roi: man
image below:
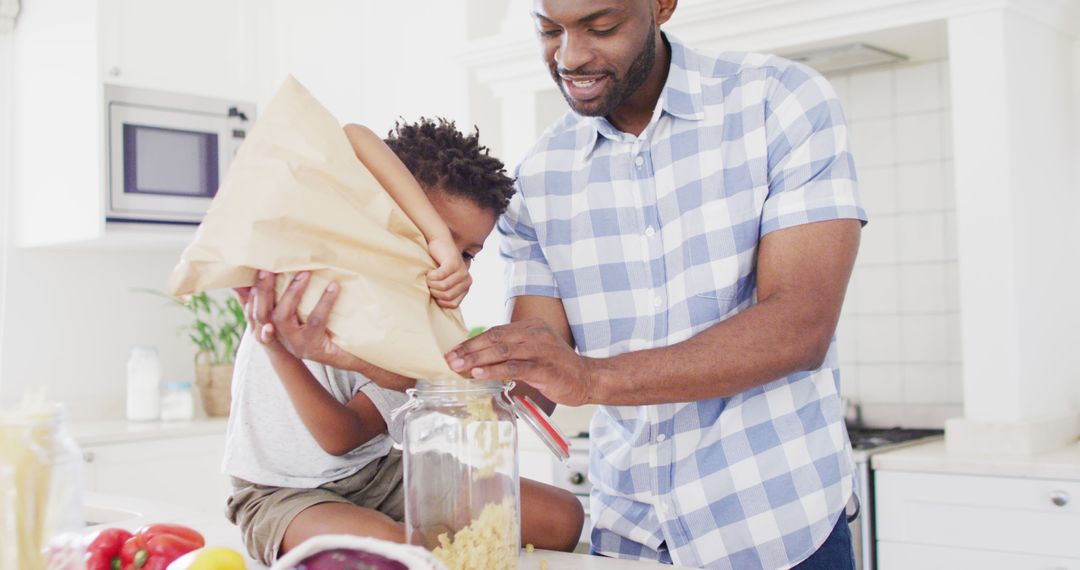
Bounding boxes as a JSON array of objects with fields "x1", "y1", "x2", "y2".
[{"x1": 445, "y1": 0, "x2": 866, "y2": 567}]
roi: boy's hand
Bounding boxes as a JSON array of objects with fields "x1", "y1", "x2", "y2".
[
  {"x1": 427, "y1": 237, "x2": 471, "y2": 309},
  {"x1": 247, "y1": 270, "x2": 348, "y2": 366}
]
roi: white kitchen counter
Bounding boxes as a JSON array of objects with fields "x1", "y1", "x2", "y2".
[
  {"x1": 872, "y1": 438, "x2": 1080, "y2": 480},
  {"x1": 69, "y1": 417, "x2": 227, "y2": 446}
]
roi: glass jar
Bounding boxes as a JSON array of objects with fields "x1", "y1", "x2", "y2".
[
  {"x1": 0, "y1": 403, "x2": 86, "y2": 570},
  {"x1": 126, "y1": 346, "x2": 161, "y2": 422},
  {"x1": 401, "y1": 380, "x2": 520, "y2": 570},
  {"x1": 160, "y1": 381, "x2": 196, "y2": 421}
]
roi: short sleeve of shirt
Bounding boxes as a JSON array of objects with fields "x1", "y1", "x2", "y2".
[
  {"x1": 760, "y1": 62, "x2": 867, "y2": 237},
  {"x1": 498, "y1": 183, "x2": 560, "y2": 299},
  {"x1": 354, "y1": 375, "x2": 409, "y2": 443}
]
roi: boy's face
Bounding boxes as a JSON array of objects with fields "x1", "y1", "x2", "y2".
[{"x1": 428, "y1": 190, "x2": 496, "y2": 268}]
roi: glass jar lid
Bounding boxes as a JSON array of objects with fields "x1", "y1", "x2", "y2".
[{"x1": 511, "y1": 394, "x2": 570, "y2": 463}]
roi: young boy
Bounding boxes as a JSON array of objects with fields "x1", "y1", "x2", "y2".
[{"x1": 223, "y1": 118, "x2": 585, "y2": 566}]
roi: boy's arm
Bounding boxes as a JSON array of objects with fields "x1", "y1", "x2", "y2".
[
  {"x1": 262, "y1": 343, "x2": 386, "y2": 456},
  {"x1": 342, "y1": 124, "x2": 468, "y2": 308}
]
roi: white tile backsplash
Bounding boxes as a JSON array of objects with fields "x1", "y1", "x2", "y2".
[
  {"x1": 943, "y1": 210, "x2": 958, "y2": 260},
  {"x1": 854, "y1": 315, "x2": 902, "y2": 363},
  {"x1": 850, "y1": 118, "x2": 895, "y2": 167},
  {"x1": 828, "y1": 58, "x2": 961, "y2": 422},
  {"x1": 854, "y1": 265, "x2": 900, "y2": 314},
  {"x1": 858, "y1": 364, "x2": 904, "y2": 403},
  {"x1": 894, "y1": 61, "x2": 942, "y2": 114},
  {"x1": 900, "y1": 314, "x2": 949, "y2": 362},
  {"x1": 901, "y1": 363, "x2": 954, "y2": 404},
  {"x1": 848, "y1": 68, "x2": 894, "y2": 120},
  {"x1": 898, "y1": 211, "x2": 946, "y2": 263},
  {"x1": 942, "y1": 160, "x2": 956, "y2": 210},
  {"x1": 857, "y1": 166, "x2": 897, "y2": 217},
  {"x1": 896, "y1": 161, "x2": 944, "y2": 213},
  {"x1": 898, "y1": 263, "x2": 948, "y2": 313},
  {"x1": 945, "y1": 314, "x2": 963, "y2": 363},
  {"x1": 896, "y1": 112, "x2": 943, "y2": 163},
  {"x1": 859, "y1": 215, "x2": 899, "y2": 265}
]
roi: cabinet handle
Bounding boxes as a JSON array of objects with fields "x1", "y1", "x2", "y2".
[
  {"x1": 569, "y1": 472, "x2": 585, "y2": 485},
  {"x1": 83, "y1": 451, "x2": 95, "y2": 463},
  {"x1": 1050, "y1": 490, "x2": 1069, "y2": 507},
  {"x1": 108, "y1": 66, "x2": 121, "y2": 77}
]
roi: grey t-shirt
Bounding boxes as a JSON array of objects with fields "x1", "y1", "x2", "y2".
[{"x1": 222, "y1": 330, "x2": 410, "y2": 488}]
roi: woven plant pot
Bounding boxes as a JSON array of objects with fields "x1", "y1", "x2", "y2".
[{"x1": 195, "y1": 351, "x2": 234, "y2": 417}]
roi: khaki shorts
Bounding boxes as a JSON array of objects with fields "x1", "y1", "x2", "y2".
[{"x1": 225, "y1": 449, "x2": 404, "y2": 565}]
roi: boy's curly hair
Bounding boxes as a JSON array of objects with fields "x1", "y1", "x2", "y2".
[{"x1": 384, "y1": 117, "x2": 515, "y2": 215}]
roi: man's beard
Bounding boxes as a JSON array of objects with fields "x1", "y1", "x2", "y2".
[{"x1": 552, "y1": 28, "x2": 657, "y2": 118}]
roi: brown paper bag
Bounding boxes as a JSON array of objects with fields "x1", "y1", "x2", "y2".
[{"x1": 167, "y1": 75, "x2": 467, "y2": 381}]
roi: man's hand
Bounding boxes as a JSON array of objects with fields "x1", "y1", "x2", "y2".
[
  {"x1": 445, "y1": 318, "x2": 595, "y2": 406},
  {"x1": 427, "y1": 237, "x2": 471, "y2": 309}
]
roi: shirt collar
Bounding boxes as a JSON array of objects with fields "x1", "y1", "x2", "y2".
[{"x1": 578, "y1": 32, "x2": 705, "y2": 159}]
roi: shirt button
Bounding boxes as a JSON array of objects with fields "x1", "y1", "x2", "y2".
[
  {"x1": 656, "y1": 433, "x2": 667, "y2": 442},
  {"x1": 644, "y1": 226, "x2": 655, "y2": 237},
  {"x1": 634, "y1": 156, "x2": 644, "y2": 167},
  {"x1": 653, "y1": 296, "x2": 663, "y2": 308},
  {"x1": 658, "y1": 503, "x2": 670, "y2": 515}
]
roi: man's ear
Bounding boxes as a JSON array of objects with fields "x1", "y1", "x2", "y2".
[{"x1": 655, "y1": 0, "x2": 677, "y2": 27}]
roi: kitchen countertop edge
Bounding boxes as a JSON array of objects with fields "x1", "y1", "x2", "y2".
[
  {"x1": 70, "y1": 417, "x2": 228, "y2": 446},
  {"x1": 871, "y1": 439, "x2": 1080, "y2": 481}
]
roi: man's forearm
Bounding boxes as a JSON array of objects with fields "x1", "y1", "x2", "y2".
[
  {"x1": 588, "y1": 220, "x2": 859, "y2": 406},
  {"x1": 588, "y1": 292, "x2": 836, "y2": 405}
]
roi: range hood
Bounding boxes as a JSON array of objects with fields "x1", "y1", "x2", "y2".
[{"x1": 781, "y1": 42, "x2": 908, "y2": 73}]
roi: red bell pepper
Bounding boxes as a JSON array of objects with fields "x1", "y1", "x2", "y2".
[
  {"x1": 119, "y1": 524, "x2": 205, "y2": 570},
  {"x1": 86, "y1": 528, "x2": 134, "y2": 570}
]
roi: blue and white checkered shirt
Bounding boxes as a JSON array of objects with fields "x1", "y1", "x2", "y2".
[{"x1": 500, "y1": 34, "x2": 866, "y2": 569}]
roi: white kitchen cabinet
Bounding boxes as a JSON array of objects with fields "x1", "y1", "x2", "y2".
[
  {"x1": 878, "y1": 541, "x2": 1080, "y2": 570},
  {"x1": 99, "y1": 0, "x2": 260, "y2": 101},
  {"x1": 10, "y1": 0, "x2": 260, "y2": 247},
  {"x1": 81, "y1": 433, "x2": 231, "y2": 518},
  {"x1": 875, "y1": 469, "x2": 1080, "y2": 567}
]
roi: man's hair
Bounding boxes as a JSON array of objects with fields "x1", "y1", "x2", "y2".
[{"x1": 384, "y1": 117, "x2": 515, "y2": 215}]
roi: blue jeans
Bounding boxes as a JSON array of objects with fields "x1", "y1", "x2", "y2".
[{"x1": 793, "y1": 514, "x2": 856, "y2": 570}]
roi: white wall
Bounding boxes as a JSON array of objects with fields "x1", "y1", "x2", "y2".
[
  {"x1": 0, "y1": 246, "x2": 195, "y2": 420},
  {"x1": 261, "y1": 1, "x2": 510, "y2": 330},
  {"x1": 0, "y1": 31, "x2": 12, "y2": 395},
  {"x1": 0, "y1": 2, "x2": 515, "y2": 419}
]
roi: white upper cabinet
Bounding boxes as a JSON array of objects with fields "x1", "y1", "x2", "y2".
[
  {"x1": 99, "y1": 0, "x2": 260, "y2": 101},
  {"x1": 11, "y1": 0, "x2": 260, "y2": 247}
]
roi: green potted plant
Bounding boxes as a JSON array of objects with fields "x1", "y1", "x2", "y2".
[
  {"x1": 185, "y1": 292, "x2": 246, "y2": 416},
  {"x1": 138, "y1": 289, "x2": 246, "y2": 416}
]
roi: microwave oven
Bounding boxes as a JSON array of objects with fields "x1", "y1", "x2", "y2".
[{"x1": 104, "y1": 85, "x2": 255, "y2": 224}]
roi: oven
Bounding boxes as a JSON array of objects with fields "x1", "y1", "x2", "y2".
[
  {"x1": 104, "y1": 85, "x2": 254, "y2": 224},
  {"x1": 847, "y1": 427, "x2": 944, "y2": 569}
]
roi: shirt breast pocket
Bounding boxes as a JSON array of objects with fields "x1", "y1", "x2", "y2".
[{"x1": 686, "y1": 262, "x2": 739, "y2": 327}]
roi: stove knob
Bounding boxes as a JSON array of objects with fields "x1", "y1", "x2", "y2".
[
  {"x1": 1050, "y1": 490, "x2": 1069, "y2": 507},
  {"x1": 569, "y1": 472, "x2": 586, "y2": 486}
]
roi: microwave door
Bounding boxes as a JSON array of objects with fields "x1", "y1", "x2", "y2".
[{"x1": 107, "y1": 103, "x2": 231, "y2": 223}]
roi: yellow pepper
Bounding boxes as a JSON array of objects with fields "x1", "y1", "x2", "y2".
[{"x1": 187, "y1": 547, "x2": 247, "y2": 570}]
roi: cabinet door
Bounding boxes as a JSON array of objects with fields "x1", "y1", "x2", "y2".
[
  {"x1": 875, "y1": 470, "x2": 1080, "y2": 558},
  {"x1": 878, "y1": 541, "x2": 1080, "y2": 570},
  {"x1": 82, "y1": 435, "x2": 230, "y2": 517},
  {"x1": 100, "y1": 0, "x2": 259, "y2": 100}
]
